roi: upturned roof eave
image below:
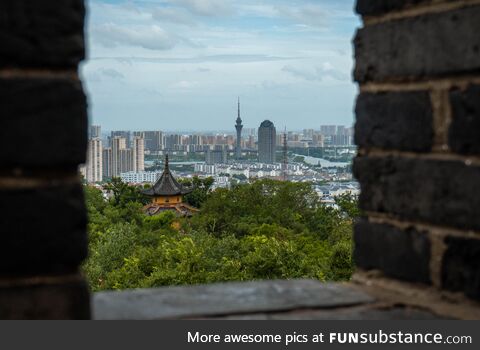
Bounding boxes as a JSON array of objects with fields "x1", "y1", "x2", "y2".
[{"x1": 142, "y1": 154, "x2": 192, "y2": 197}]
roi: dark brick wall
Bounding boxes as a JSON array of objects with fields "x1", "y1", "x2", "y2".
[
  {"x1": 354, "y1": 0, "x2": 480, "y2": 301},
  {"x1": 0, "y1": 279, "x2": 90, "y2": 320},
  {"x1": 0, "y1": 0, "x2": 85, "y2": 68},
  {"x1": 0, "y1": 184, "x2": 88, "y2": 275},
  {"x1": 355, "y1": 91, "x2": 434, "y2": 152},
  {"x1": 442, "y1": 236, "x2": 480, "y2": 300},
  {"x1": 0, "y1": 1, "x2": 90, "y2": 319},
  {"x1": 0, "y1": 79, "x2": 88, "y2": 167},
  {"x1": 354, "y1": 157, "x2": 480, "y2": 231},
  {"x1": 354, "y1": 219, "x2": 431, "y2": 283},
  {"x1": 356, "y1": 0, "x2": 429, "y2": 16},
  {"x1": 449, "y1": 84, "x2": 480, "y2": 155},
  {"x1": 355, "y1": 6, "x2": 480, "y2": 83}
]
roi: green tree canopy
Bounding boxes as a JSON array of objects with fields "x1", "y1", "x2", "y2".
[
  {"x1": 103, "y1": 177, "x2": 150, "y2": 208},
  {"x1": 83, "y1": 179, "x2": 358, "y2": 291}
]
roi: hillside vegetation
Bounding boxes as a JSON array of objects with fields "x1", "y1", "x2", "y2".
[{"x1": 83, "y1": 179, "x2": 358, "y2": 291}]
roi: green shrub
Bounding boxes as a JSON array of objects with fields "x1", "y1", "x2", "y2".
[{"x1": 82, "y1": 179, "x2": 358, "y2": 291}]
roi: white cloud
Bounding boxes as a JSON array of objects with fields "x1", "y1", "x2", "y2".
[
  {"x1": 282, "y1": 63, "x2": 348, "y2": 82},
  {"x1": 237, "y1": 4, "x2": 278, "y2": 18},
  {"x1": 171, "y1": 80, "x2": 199, "y2": 89},
  {"x1": 282, "y1": 65, "x2": 318, "y2": 81},
  {"x1": 276, "y1": 4, "x2": 328, "y2": 28},
  {"x1": 93, "y1": 23, "x2": 178, "y2": 50},
  {"x1": 170, "y1": 0, "x2": 234, "y2": 17},
  {"x1": 84, "y1": 0, "x2": 359, "y2": 130},
  {"x1": 319, "y1": 62, "x2": 349, "y2": 81},
  {"x1": 152, "y1": 7, "x2": 196, "y2": 26},
  {"x1": 100, "y1": 68, "x2": 125, "y2": 79},
  {"x1": 90, "y1": 54, "x2": 297, "y2": 64}
]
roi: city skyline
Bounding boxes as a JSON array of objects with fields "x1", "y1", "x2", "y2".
[
  {"x1": 82, "y1": 0, "x2": 360, "y2": 130},
  {"x1": 83, "y1": 121, "x2": 354, "y2": 183},
  {"x1": 90, "y1": 123, "x2": 354, "y2": 139},
  {"x1": 92, "y1": 121, "x2": 355, "y2": 135}
]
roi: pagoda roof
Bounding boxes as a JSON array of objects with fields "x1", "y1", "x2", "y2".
[
  {"x1": 142, "y1": 155, "x2": 192, "y2": 197},
  {"x1": 144, "y1": 203, "x2": 199, "y2": 217}
]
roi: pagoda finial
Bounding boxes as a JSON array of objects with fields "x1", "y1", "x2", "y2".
[{"x1": 165, "y1": 154, "x2": 169, "y2": 171}]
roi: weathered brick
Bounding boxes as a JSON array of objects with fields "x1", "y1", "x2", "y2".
[
  {"x1": 354, "y1": 219, "x2": 431, "y2": 283},
  {"x1": 356, "y1": 0, "x2": 424, "y2": 16},
  {"x1": 0, "y1": 0, "x2": 85, "y2": 68},
  {"x1": 449, "y1": 85, "x2": 480, "y2": 155},
  {"x1": 0, "y1": 279, "x2": 90, "y2": 319},
  {"x1": 355, "y1": 91, "x2": 434, "y2": 152},
  {"x1": 354, "y1": 156, "x2": 480, "y2": 230},
  {"x1": 0, "y1": 184, "x2": 87, "y2": 275},
  {"x1": 355, "y1": 0, "x2": 456, "y2": 16},
  {"x1": 442, "y1": 236, "x2": 480, "y2": 300},
  {"x1": 0, "y1": 78, "x2": 88, "y2": 167},
  {"x1": 354, "y1": 6, "x2": 480, "y2": 82}
]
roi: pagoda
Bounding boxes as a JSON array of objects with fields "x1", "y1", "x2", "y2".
[{"x1": 142, "y1": 155, "x2": 198, "y2": 216}]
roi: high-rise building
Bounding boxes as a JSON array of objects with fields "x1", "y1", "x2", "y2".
[
  {"x1": 89, "y1": 125, "x2": 101, "y2": 139},
  {"x1": 187, "y1": 134, "x2": 202, "y2": 146},
  {"x1": 346, "y1": 127, "x2": 354, "y2": 146},
  {"x1": 135, "y1": 131, "x2": 164, "y2": 152},
  {"x1": 276, "y1": 134, "x2": 284, "y2": 146},
  {"x1": 303, "y1": 129, "x2": 314, "y2": 139},
  {"x1": 312, "y1": 134, "x2": 325, "y2": 147},
  {"x1": 120, "y1": 148, "x2": 133, "y2": 174},
  {"x1": 165, "y1": 134, "x2": 183, "y2": 150},
  {"x1": 103, "y1": 147, "x2": 112, "y2": 179},
  {"x1": 258, "y1": 120, "x2": 276, "y2": 164},
  {"x1": 235, "y1": 98, "x2": 243, "y2": 160},
  {"x1": 320, "y1": 125, "x2": 337, "y2": 136},
  {"x1": 85, "y1": 138, "x2": 102, "y2": 183},
  {"x1": 111, "y1": 136, "x2": 127, "y2": 177},
  {"x1": 243, "y1": 128, "x2": 257, "y2": 137},
  {"x1": 247, "y1": 135, "x2": 256, "y2": 149},
  {"x1": 108, "y1": 136, "x2": 146, "y2": 177},
  {"x1": 110, "y1": 131, "x2": 131, "y2": 147},
  {"x1": 132, "y1": 136, "x2": 145, "y2": 172},
  {"x1": 206, "y1": 148, "x2": 227, "y2": 165},
  {"x1": 319, "y1": 125, "x2": 354, "y2": 146}
]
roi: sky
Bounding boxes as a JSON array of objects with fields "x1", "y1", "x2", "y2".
[{"x1": 81, "y1": 0, "x2": 361, "y2": 131}]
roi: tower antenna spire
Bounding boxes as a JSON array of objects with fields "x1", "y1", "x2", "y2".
[{"x1": 235, "y1": 97, "x2": 243, "y2": 161}]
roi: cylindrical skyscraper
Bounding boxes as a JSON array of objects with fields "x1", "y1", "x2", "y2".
[
  {"x1": 258, "y1": 120, "x2": 276, "y2": 164},
  {"x1": 235, "y1": 97, "x2": 243, "y2": 160}
]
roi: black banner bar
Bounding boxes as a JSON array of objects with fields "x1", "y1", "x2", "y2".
[{"x1": 0, "y1": 321, "x2": 477, "y2": 350}]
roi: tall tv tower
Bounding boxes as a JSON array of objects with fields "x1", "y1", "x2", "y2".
[{"x1": 235, "y1": 97, "x2": 243, "y2": 160}]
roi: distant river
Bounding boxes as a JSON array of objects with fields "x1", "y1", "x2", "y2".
[
  {"x1": 293, "y1": 154, "x2": 350, "y2": 168},
  {"x1": 145, "y1": 161, "x2": 205, "y2": 166}
]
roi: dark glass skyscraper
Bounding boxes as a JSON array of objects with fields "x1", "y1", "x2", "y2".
[
  {"x1": 235, "y1": 98, "x2": 243, "y2": 160},
  {"x1": 258, "y1": 120, "x2": 276, "y2": 164}
]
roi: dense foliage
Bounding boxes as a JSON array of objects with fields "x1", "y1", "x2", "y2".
[{"x1": 83, "y1": 179, "x2": 357, "y2": 291}]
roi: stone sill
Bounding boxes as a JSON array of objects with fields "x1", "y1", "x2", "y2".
[{"x1": 93, "y1": 279, "x2": 442, "y2": 320}]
